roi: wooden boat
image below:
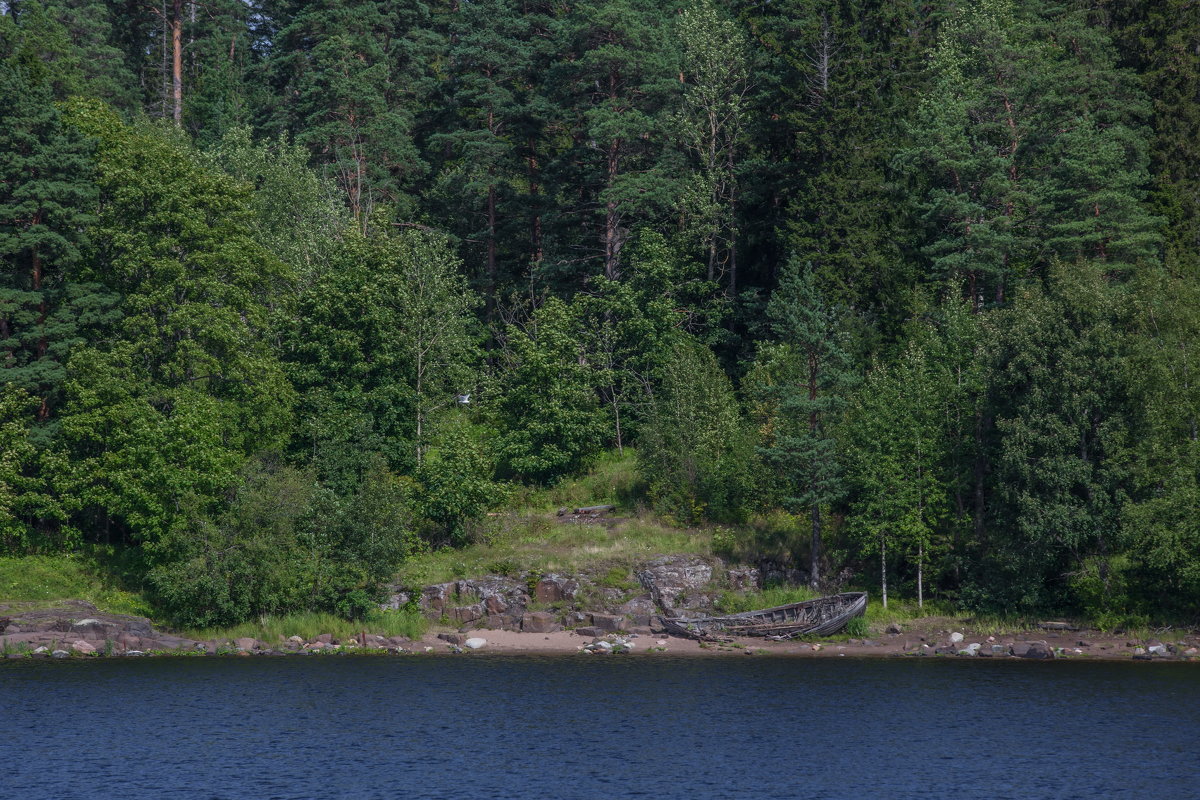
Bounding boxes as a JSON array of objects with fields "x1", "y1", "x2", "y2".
[{"x1": 660, "y1": 591, "x2": 868, "y2": 641}]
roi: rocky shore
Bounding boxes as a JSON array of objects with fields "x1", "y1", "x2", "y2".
[{"x1": 3, "y1": 593, "x2": 1197, "y2": 663}]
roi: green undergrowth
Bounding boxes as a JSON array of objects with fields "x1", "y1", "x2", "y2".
[
  {"x1": 0, "y1": 554, "x2": 153, "y2": 617},
  {"x1": 182, "y1": 608, "x2": 427, "y2": 643},
  {"x1": 714, "y1": 585, "x2": 820, "y2": 614},
  {"x1": 396, "y1": 516, "x2": 710, "y2": 588},
  {"x1": 503, "y1": 449, "x2": 643, "y2": 513}
]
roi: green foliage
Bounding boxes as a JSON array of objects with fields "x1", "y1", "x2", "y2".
[
  {"x1": 0, "y1": 386, "x2": 69, "y2": 552},
  {"x1": 755, "y1": 259, "x2": 856, "y2": 586},
  {"x1": 497, "y1": 297, "x2": 607, "y2": 484},
  {"x1": 54, "y1": 100, "x2": 294, "y2": 547},
  {"x1": 0, "y1": 0, "x2": 1196, "y2": 628},
  {"x1": 149, "y1": 457, "x2": 422, "y2": 628},
  {"x1": 416, "y1": 417, "x2": 504, "y2": 546},
  {"x1": 0, "y1": 52, "x2": 115, "y2": 421},
  {"x1": 638, "y1": 335, "x2": 751, "y2": 522}
]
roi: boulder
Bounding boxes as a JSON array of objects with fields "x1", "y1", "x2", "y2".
[
  {"x1": 636, "y1": 555, "x2": 715, "y2": 612},
  {"x1": 380, "y1": 592, "x2": 410, "y2": 611},
  {"x1": 235, "y1": 637, "x2": 258, "y2": 652},
  {"x1": 451, "y1": 604, "x2": 485, "y2": 624},
  {"x1": 419, "y1": 583, "x2": 458, "y2": 615},
  {"x1": 590, "y1": 613, "x2": 625, "y2": 633},
  {"x1": 574, "y1": 626, "x2": 603, "y2": 638},
  {"x1": 464, "y1": 638, "x2": 486, "y2": 650},
  {"x1": 949, "y1": 632, "x2": 964, "y2": 644},
  {"x1": 534, "y1": 574, "x2": 579, "y2": 604},
  {"x1": 957, "y1": 643, "x2": 981, "y2": 657},
  {"x1": 521, "y1": 611, "x2": 560, "y2": 634},
  {"x1": 70, "y1": 640, "x2": 96, "y2": 655},
  {"x1": 438, "y1": 633, "x2": 466, "y2": 645},
  {"x1": 1017, "y1": 641, "x2": 1054, "y2": 659},
  {"x1": 614, "y1": 595, "x2": 657, "y2": 627},
  {"x1": 885, "y1": 622, "x2": 903, "y2": 635}
]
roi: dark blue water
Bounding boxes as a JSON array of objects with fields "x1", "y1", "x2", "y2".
[{"x1": 2, "y1": 655, "x2": 1197, "y2": 799}]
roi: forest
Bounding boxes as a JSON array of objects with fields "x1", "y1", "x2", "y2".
[{"x1": 1, "y1": 0, "x2": 1197, "y2": 628}]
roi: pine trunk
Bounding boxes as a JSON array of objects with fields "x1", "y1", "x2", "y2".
[{"x1": 172, "y1": 0, "x2": 183, "y2": 125}]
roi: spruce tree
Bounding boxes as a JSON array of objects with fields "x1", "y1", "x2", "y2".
[{"x1": 758, "y1": 258, "x2": 856, "y2": 589}]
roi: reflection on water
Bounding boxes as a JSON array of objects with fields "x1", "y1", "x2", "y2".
[{"x1": 2, "y1": 655, "x2": 1197, "y2": 799}]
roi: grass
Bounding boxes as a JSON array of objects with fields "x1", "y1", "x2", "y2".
[
  {"x1": 0, "y1": 553, "x2": 153, "y2": 617},
  {"x1": 713, "y1": 584, "x2": 820, "y2": 614},
  {"x1": 503, "y1": 449, "x2": 643, "y2": 513},
  {"x1": 182, "y1": 608, "x2": 427, "y2": 644},
  {"x1": 396, "y1": 516, "x2": 710, "y2": 588}
]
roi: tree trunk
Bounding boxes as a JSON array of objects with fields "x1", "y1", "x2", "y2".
[
  {"x1": 810, "y1": 502, "x2": 821, "y2": 590},
  {"x1": 486, "y1": 180, "x2": 497, "y2": 298},
  {"x1": 881, "y1": 531, "x2": 888, "y2": 609},
  {"x1": 171, "y1": 0, "x2": 183, "y2": 125},
  {"x1": 527, "y1": 137, "x2": 542, "y2": 266},
  {"x1": 604, "y1": 137, "x2": 622, "y2": 280},
  {"x1": 917, "y1": 539, "x2": 923, "y2": 609}
]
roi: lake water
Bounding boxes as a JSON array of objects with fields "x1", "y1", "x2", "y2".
[{"x1": 2, "y1": 655, "x2": 1197, "y2": 799}]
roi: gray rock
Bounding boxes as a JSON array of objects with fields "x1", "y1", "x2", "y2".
[
  {"x1": 1018, "y1": 641, "x2": 1054, "y2": 659},
  {"x1": 949, "y1": 632, "x2": 964, "y2": 644},
  {"x1": 725, "y1": 566, "x2": 760, "y2": 592},
  {"x1": 521, "y1": 611, "x2": 560, "y2": 634},
  {"x1": 1147, "y1": 644, "x2": 1168, "y2": 655},
  {"x1": 885, "y1": 622, "x2": 903, "y2": 635},
  {"x1": 51, "y1": 649, "x2": 70, "y2": 658},
  {"x1": 451, "y1": 604, "x2": 485, "y2": 624},
  {"x1": 70, "y1": 640, "x2": 96, "y2": 655},
  {"x1": 438, "y1": 633, "x2": 466, "y2": 645},
  {"x1": 534, "y1": 574, "x2": 579, "y2": 604},
  {"x1": 614, "y1": 595, "x2": 657, "y2": 627},
  {"x1": 235, "y1": 637, "x2": 258, "y2": 652},
  {"x1": 574, "y1": 626, "x2": 603, "y2": 638},
  {"x1": 590, "y1": 613, "x2": 625, "y2": 632},
  {"x1": 380, "y1": 592, "x2": 410, "y2": 611},
  {"x1": 958, "y1": 643, "x2": 981, "y2": 656},
  {"x1": 635, "y1": 556, "x2": 714, "y2": 612},
  {"x1": 463, "y1": 638, "x2": 486, "y2": 650}
]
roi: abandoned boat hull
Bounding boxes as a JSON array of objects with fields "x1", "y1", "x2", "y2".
[{"x1": 661, "y1": 591, "x2": 868, "y2": 641}]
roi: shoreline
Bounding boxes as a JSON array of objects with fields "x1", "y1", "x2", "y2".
[{"x1": 4, "y1": 618, "x2": 1198, "y2": 664}]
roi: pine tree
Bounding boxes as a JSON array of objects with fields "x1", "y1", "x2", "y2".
[
  {"x1": 0, "y1": 56, "x2": 112, "y2": 422},
  {"x1": 267, "y1": 0, "x2": 434, "y2": 229},
  {"x1": 427, "y1": 0, "x2": 540, "y2": 300},
  {"x1": 546, "y1": 0, "x2": 682, "y2": 281}
]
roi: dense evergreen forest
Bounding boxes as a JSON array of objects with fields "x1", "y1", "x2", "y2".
[{"x1": 1, "y1": 0, "x2": 1198, "y2": 627}]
